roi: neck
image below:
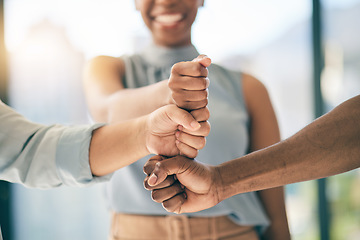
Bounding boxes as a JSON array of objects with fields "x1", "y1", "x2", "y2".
[{"x1": 153, "y1": 32, "x2": 192, "y2": 48}]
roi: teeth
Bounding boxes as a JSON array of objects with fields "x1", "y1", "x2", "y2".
[{"x1": 155, "y1": 14, "x2": 182, "y2": 24}]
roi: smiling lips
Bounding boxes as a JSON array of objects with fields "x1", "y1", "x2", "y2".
[{"x1": 154, "y1": 13, "x2": 183, "y2": 26}]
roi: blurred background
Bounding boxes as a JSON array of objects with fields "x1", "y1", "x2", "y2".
[{"x1": 0, "y1": 0, "x2": 359, "y2": 239}]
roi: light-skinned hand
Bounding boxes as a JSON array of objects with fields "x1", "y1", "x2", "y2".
[{"x1": 145, "y1": 105, "x2": 210, "y2": 159}]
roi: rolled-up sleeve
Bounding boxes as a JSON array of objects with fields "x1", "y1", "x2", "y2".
[
  {"x1": 0, "y1": 101, "x2": 112, "y2": 189},
  {"x1": 56, "y1": 124, "x2": 112, "y2": 187}
]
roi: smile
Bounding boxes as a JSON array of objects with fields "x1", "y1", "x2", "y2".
[{"x1": 154, "y1": 13, "x2": 183, "y2": 26}]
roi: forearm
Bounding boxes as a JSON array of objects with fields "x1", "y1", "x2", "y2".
[
  {"x1": 0, "y1": 102, "x2": 107, "y2": 188},
  {"x1": 84, "y1": 56, "x2": 172, "y2": 123},
  {"x1": 218, "y1": 95, "x2": 360, "y2": 200},
  {"x1": 105, "y1": 80, "x2": 171, "y2": 123},
  {"x1": 89, "y1": 116, "x2": 150, "y2": 176}
]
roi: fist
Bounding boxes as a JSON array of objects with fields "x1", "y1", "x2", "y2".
[{"x1": 168, "y1": 55, "x2": 211, "y2": 111}]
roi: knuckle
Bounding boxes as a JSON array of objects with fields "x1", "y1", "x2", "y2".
[
  {"x1": 168, "y1": 79, "x2": 175, "y2": 88},
  {"x1": 191, "y1": 64, "x2": 202, "y2": 75},
  {"x1": 198, "y1": 138, "x2": 206, "y2": 149},
  {"x1": 177, "y1": 102, "x2": 188, "y2": 110},
  {"x1": 205, "y1": 127, "x2": 211, "y2": 136},
  {"x1": 204, "y1": 121, "x2": 211, "y2": 133},
  {"x1": 188, "y1": 101, "x2": 202, "y2": 110},
  {"x1": 204, "y1": 68, "x2": 209, "y2": 77},
  {"x1": 204, "y1": 99, "x2": 209, "y2": 106},
  {"x1": 143, "y1": 165, "x2": 148, "y2": 174},
  {"x1": 202, "y1": 89, "x2": 209, "y2": 99},
  {"x1": 197, "y1": 99, "x2": 208, "y2": 109},
  {"x1": 172, "y1": 91, "x2": 187, "y2": 103},
  {"x1": 181, "y1": 102, "x2": 191, "y2": 109},
  {"x1": 155, "y1": 162, "x2": 162, "y2": 169},
  {"x1": 162, "y1": 201, "x2": 173, "y2": 212},
  {"x1": 205, "y1": 78, "x2": 210, "y2": 88},
  {"x1": 143, "y1": 164, "x2": 152, "y2": 175},
  {"x1": 171, "y1": 63, "x2": 181, "y2": 74},
  {"x1": 200, "y1": 78, "x2": 208, "y2": 89},
  {"x1": 195, "y1": 91, "x2": 206, "y2": 101},
  {"x1": 203, "y1": 108, "x2": 210, "y2": 120},
  {"x1": 163, "y1": 197, "x2": 181, "y2": 213},
  {"x1": 143, "y1": 179, "x2": 152, "y2": 190},
  {"x1": 190, "y1": 150, "x2": 198, "y2": 159},
  {"x1": 151, "y1": 191, "x2": 162, "y2": 203}
]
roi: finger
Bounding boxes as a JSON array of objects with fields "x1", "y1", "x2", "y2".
[
  {"x1": 171, "y1": 61, "x2": 208, "y2": 78},
  {"x1": 151, "y1": 182, "x2": 184, "y2": 203},
  {"x1": 172, "y1": 89, "x2": 208, "y2": 102},
  {"x1": 175, "y1": 140, "x2": 199, "y2": 159},
  {"x1": 144, "y1": 175, "x2": 176, "y2": 190},
  {"x1": 162, "y1": 193, "x2": 187, "y2": 214},
  {"x1": 147, "y1": 156, "x2": 193, "y2": 186},
  {"x1": 165, "y1": 105, "x2": 201, "y2": 131},
  {"x1": 168, "y1": 76, "x2": 209, "y2": 91},
  {"x1": 176, "y1": 99, "x2": 208, "y2": 111},
  {"x1": 190, "y1": 107, "x2": 210, "y2": 122},
  {"x1": 176, "y1": 131, "x2": 206, "y2": 150},
  {"x1": 143, "y1": 155, "x2": 165, "y2": 175},
  {"x1": 192, "y1": 54, "x2": 212, "y2": 68},
  {"x1": 179, "y1": 121, "x2": 210, "y2": 137}
]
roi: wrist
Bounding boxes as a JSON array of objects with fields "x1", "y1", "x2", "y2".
[
  {"x1": 161, "y1": 79, "x2": 175, "y2": 105},
  {"x1": 135, "y1": 115, "x2": 152, "y2": 156},
  {"x1": 214, "y1": 160, "x2": 249, "y2": 202},
  {"x1": 211, "y1": 165, "x2": 226, "y2": 204}
]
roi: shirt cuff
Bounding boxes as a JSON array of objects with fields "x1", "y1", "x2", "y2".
[{"x1": 56, "y1": 123, "x2": 113, "y2": 187}]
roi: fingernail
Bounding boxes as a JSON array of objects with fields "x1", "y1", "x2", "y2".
[
  {"x1": 190, "y1": 121, "x2": 200, "y2": 129},
  {"x1": 148, "y1": 173, "x2": 158, "y2": 186}
]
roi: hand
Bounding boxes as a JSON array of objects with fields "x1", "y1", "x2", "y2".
[
  {"x1": 146, "y1": 105, "x2": 210, "y2": 158},
  {"x1": 143, "y1": 155, "x2": 221, "y2": 214},
  {"x1": 168, "y1": 55, "x2": 211, "y2": 110}
]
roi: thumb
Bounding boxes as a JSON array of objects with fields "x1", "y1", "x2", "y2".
[
  {"x1": 166, "y1": 105, "x2": 201, "y2": 131},
  {"x1": 148, "y1": 156, "x2": 192, "y2": 186},
  {"x1": 192, "y1": 54, "x2": 211, "y2": 68}
]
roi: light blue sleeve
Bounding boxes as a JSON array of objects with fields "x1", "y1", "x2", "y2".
[{"x1": 0, "y1": 101, "x2": 112, "y2": 188}]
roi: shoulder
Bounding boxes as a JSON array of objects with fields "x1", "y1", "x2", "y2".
[
  {"x1": 242, "y1": 73, "x2": 268, "y2": 96},
  {"x1": 242, "y1": 73, "x2": 272, "y2": 115},
  {"x1": 86, "y1": 55, "x2": 125, "y2": 74}
]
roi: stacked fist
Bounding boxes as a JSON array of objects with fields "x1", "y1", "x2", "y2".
[{"x1": 143, "y1": 55, "x2": 219, "y2": 214}]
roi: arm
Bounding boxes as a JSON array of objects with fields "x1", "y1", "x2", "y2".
[
  {"x1": 83, "y1": 55, "x2": 172, "y2": 122},
  {"x1": 0, "y1": 102, "x2": 209, "y2": 187},
  {"x1": 0, "y1": 101, "x2": 104, "y2": 188},
  {"x1": 219, "y1": 94, "x2": 360, "y2": 195},
  {"x1": 242, "y1": 74, "x2": 290, "y2": 239},
  {"x1": 83, "y1": 55, "x2": 210, "y2": 123},
  {"x1": 143, "y1": 95, "x2": 360, "y2": 213},
  {"x1": 90, "y1": 105, "x2": 210, "y2": 176}
]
